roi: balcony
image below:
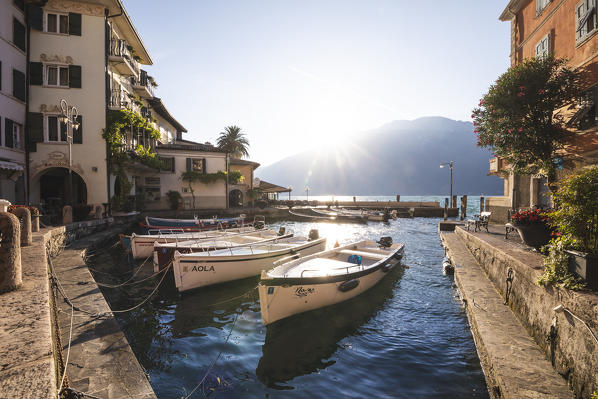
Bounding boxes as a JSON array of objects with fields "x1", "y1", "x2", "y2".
[
  {"x1": 489, "y1": 157, "x2": 506, "y2": 176},
  {"x1": 131, "y1": 70, "x2": 155, "y2": 99},
  {"x1": 108, "y1": 88, "x2": 140, "y2": 114},
  {"x1": 109, "y1": 39, "x2": 140, "y2": 77}
]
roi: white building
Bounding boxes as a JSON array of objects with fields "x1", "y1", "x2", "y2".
[{"x1": 0, "y1": 0, "x2": 27, "y2": 203}]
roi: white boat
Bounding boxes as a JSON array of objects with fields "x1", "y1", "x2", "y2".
[
  {"x1": 152, "y1": 229, "x2": 293, "y2": 272},
  {"x1": 258, "y1": 237, "x2": 404, "y2": 325},
  {"x1": 172, "y1": 235, "x2": 327, "y2": 292},
  {"x1": 128, "y1": 226, "x2": 257, "y2": 259}
]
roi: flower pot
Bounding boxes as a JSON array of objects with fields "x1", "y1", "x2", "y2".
[
  {"x1": 565, "y1": 250, "x2": 598, "y2": 289},
  {"x1": 513, "y1": 224, "x2": 552, "y2": 250}
]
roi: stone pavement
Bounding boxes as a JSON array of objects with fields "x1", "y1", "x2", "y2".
[
  {"x1": 441, "y1": 231, "x2": 573, "y2": 399},
  {"x1": 0, "y1": 230, "x2": 57, "y2": 399},
  {"x1": 52, "y1": 230, "x2": 156, "y2": 399}
]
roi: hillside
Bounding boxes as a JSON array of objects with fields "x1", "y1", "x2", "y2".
[{"x1": 256, "y1": 117, "x2": 503, "y2": 196}]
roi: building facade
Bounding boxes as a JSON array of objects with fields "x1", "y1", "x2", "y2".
[
  {"x1": 488, "y1": 0, "x2": 598, "y2": 221},
  {"x1": 0, "y1": 0, "x2": 27, "y2": 203}
]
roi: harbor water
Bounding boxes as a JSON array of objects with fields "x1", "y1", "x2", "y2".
[{"x1": 89, "y1": 202, "x2": 489, "y2": 398}]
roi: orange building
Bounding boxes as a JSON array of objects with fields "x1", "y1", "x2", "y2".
[{"x1": 487, "y1": 0, "x2": 598, "y2": 221}]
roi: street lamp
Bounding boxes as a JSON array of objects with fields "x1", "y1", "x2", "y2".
[
  {"x1": 305, "y1": 186, "x2": 310, "y2": 202},
  {"x1": 440, "y1": 161, "x2": 454, "y2": 202},
  {"x1": 59, "y1": 99, "x2": 80, "y2": 206}
]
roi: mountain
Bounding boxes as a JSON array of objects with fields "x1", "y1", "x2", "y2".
[{"x1": 256, "y1": 116, "x2": 503, "y2": 196}]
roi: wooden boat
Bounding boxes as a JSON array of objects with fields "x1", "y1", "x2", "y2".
[
  {"x1": 128, "y1": 226, "x2": 257, "y2": 259},
  {"x1": 258, "y1": 237, "x2": 404, "y2": 325},
  {"x1": 146, "y1": 215, "x2": 244, "y2": 228},
  {"x1": 152, "y1": 228, "x2": 293, "y2": 272},
  {"x1": 311, "y1": 208, "x2": 368, "y2": 223},
  {"x1": 172, "y1": 235, "x2": 327, "y2": 292},
  {"x1": 332, "y1": 207, "x2": 388, "y2": 222}
]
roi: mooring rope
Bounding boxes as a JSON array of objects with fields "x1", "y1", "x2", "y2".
[
  {"x1": 183, "y1": 311, "x2": 242, "y2": 399},
  {"x1": 202, "y1": 286, "x2": 258, "y2": 307},
  {"x1": 57, "y1": 301, "x2": 74, "y2": 398},
  {"x1": 93, "y1": 255, "x2": 153, "y2": 288}
]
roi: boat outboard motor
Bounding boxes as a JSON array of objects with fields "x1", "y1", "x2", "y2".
[
  {"x1": 254, "y1": 220, "x2": 265, "y2": 229},
  {"x1": 377, "y1": 236, "x2": 393, "y2": 248},
  {"x1": 308, "y1": 229, "x2": 319, "y2": 241},
  {"x1": 278, "y1": 226, "x2": 286, "y2": 236}
]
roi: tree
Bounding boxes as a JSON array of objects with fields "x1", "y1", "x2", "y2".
[
  {"x1": 217, "y1": 126, "x2": 250, "y2": 158},
  {"x1": 472, "y1": 56, "x2": 583, "y2": 179}
]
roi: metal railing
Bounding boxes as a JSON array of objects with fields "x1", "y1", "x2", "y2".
[
  {"x1": 109, "y1": 39, "x2": 140, "y2": 76},
  {"x1": 131, "y1": 70, "x2": 155, "y2": 97}
]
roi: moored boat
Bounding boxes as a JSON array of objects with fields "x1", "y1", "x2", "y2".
[
  {"x1": 128, "y1": 226, "x2": 257, "y2": 259},
  {"x1": 258, "y1": 237, "x2": 404, "y2": 325},
  {"x1": 152, "y1": 228, "x2": 293, "y2": 272},
  {"x1": 172, "y1": 234, "x2": 327, "y2": 292}
]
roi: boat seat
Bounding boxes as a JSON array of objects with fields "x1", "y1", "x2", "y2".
[{"x1": 338, "y1": 249, "x2": 387, "y2": 260}]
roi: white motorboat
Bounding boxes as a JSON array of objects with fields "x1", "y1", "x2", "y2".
[
  {"x1": 152, "y1": 229, "x2": 293, "y2": 272},
  {"x1": 172, "y1": 234, "x2": 327, "y2": 292},
  {"x1": 128, "y1": 226, "x2": 257, "y2": 259},
  {"x1": 258, "y1": 237, "x2": 404, "y2": 325}
]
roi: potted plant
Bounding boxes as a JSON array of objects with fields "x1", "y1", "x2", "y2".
[
  {"x1": 510, "y1": 208, "x2": 552, "y2": 249},
  {"x1": 549, "y1": 166, "x2": 598, "y2": 288}
]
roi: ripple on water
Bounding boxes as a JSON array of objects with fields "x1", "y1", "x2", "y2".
[{"x1": 91, "y1": 217, "x2": 488, "y2": 398}]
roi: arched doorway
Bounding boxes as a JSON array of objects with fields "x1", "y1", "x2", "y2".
[
  {"x1": 39, "y1": 168, "x2": 87, "y2": 210},
  {"x1": 229, "y1": 189, "x2": 243, "y2": 208}
]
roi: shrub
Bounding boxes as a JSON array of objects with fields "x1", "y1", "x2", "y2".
[
  {"x1": 539, "y1": 235, "x2": 586, "y2": 290},
  {"x1": 166, "y1": 190, "x2": 182, "y2": 210},
  {"x1": 510, "y1": 208, "x2": 551, "y2": 225},
  {"x1": 549, "y1": 166, "x2": 598, "y2": 254}
]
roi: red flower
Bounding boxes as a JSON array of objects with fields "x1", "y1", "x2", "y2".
[
  {"x1": 518, "y1": 127, "x2": 523, "y2": 132},
  {"x1": 517, "y1": 92, "x2": 525, "y2": 97}
]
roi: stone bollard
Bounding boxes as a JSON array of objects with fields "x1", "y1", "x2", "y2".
[
  {"x1": 62, "y1": 205, "x2": 73, "y2": 225},
  {"x1": 94, "y1": 203, "x2": 104, "y2": 219},
  {"x1": 0, "y1": 212, "x2": 22, "y2": 293},
  {"x1": 452, "y1": 195, "x2": 457, "y2": 208},
  {"x1": 444, "y1": 198, "x2": 448, "y2": 220},
  {"x1": 396, "y1": 195, "x2": 400, "y2": 202},
  {"x1": 480, "y1": 196, "x2": 485, "y2": 213},
  {"x1": 9, "y1": 208, "x2": 32, "y2": 246},
  {"x1": 460, "y1": 195, "x2": 468, "y2": 220},
  {"x1": 31, "y1": 208, "x2": 40, "y2": 232}
]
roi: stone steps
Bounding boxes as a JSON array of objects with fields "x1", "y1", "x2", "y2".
[{"x1": 441, "y1": 232, "x2": 573, "y2": 399}]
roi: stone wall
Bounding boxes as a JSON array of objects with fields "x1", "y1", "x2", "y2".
[{"x1": 456, "y1": 227, "x2": 598, "y2": 398}]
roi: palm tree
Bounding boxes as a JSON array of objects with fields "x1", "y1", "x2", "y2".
[{"x1": 217, "y1": 126, "x2": 250, "y2": 159}]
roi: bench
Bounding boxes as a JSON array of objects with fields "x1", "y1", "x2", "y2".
[{"x1": 466, "y1": 211, "x2": 492, "y2": 233}]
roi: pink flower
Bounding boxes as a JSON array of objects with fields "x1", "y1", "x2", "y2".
[
  {"x1": 508, "y1": 129, "x2": 514, "y2": 133},
  {"x1": 519, "y1": 86, "x2": 525, "y2": 90},
  {"x1": 518, "y1": 127, "x2": 523, "y2": 132},
  {"x1": 517, "y1": 92, "x2": 525, "y2": 97},
  {"x1": 538, "y1": 89, "x2": 545, "y2": 94}
]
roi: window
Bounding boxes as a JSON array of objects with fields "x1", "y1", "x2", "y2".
[
  {"x1": 537, "y1": 0, "x2": 551, "y2": 14},
  {"x1": 535, "y1": 34, "x2": 550, "y2": 58},
  {"x1": 577, "y1": 0, "x2": 597, "y2": 42},
  {"x1": 13, "y1": 0, "x2": 25, "y2": 11},
  {"x1": 45, "y1": 12, "x2": 68, "y2": 34},
  {"x1": 12, "y1": 18, "x2": 25, "y2": 51},
  {"x1": 46, "y1": 115, "x2": 68, "y2": 142},
  {"x1": 12, "y1": 69, "x2": 25, "y2": 101},
  {"x1": 191, "y1": 159, "x2": 204, "y2": 172},
  {"x1": 46, "y1": 65, "x2": 68, "y2": 87},
  {"x1": 3, "y1": 119, "x2": 22, "y2": 149}
]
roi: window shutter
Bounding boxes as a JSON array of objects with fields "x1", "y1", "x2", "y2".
[
  {"x1": 13, "y1": 18, "x2": 26, "y2": 52},
  {"x1": 69, "y1": 65, "x2": 81, "y2": 88},
  {"x1": 27, "y1": 5, "x2": 43, "y2": 31},
  {"x1": 202, "y1": 158, "x2": 207, "y2": 174},
  {"x1": 27, "y1": 112, "x2": 43, "y2": 152},
  {"x1": 12, "y1": 69, "x2": 26, "y2": 102},
  {"x1": 186, "y1": 158, "x2": 192, "y2": 172},
  {"x1": 30, "y1": 62, "x2": 43, "y2": 85},
  {"x1": 69, "y1": 13, "x2": 81, "y2": 36},
  {"x1": 73, "y1": 115, "x2": 82, "y2": 144},
  {"x1": 5, "y1": 119, "x2": 14, "y2": 148},
  {"x1": 171, "y1": 157, "x2": 175, "y2": 172}
]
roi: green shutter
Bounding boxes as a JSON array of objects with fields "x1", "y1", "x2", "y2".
[
  {"x1": 73, "y1": 115, "x2": 82, "y2": 144},
  {"x1": 30, "y1": 62, "x2": 43, "y2": 86},
  {"x1": 27, "y1": 5, "x2": 43, "y2": 31},
  {"x1": 186, "y1": 158, "x2": 192, "y2": 172},
  {"x1": 69, "y1": 13, "x2": 82, "y2": 36},
  {"x1": 202, "y1": 158, "x2": 207, "y2": 174},
  {"x1": 27, "y1": 112, "x2": 43, "y2": 152},
  {"x1": 69, "y1": 65, "x2": 81, "y2": 88},
  {"x1": 5, "y1": 119, "x2": 14, "y2": 148},
  {"x1": 12, "y1": 69, "x2": 25, "y2": 101},
  {"x1": 13, "y1": 18, "x2": 26, "y2": 52}
]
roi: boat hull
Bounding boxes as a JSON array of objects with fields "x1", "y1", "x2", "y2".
[{"x1": 173, "y1": 239, "x2": 327, "y2": 292}]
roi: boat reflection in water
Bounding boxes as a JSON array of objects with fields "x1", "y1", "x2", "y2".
[{"x1": 256, "y1": 265, "x2": 405, "y2": 389}]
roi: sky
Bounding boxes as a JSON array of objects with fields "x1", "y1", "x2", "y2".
[{"x1": 123, "y1": 1, "x2": 510, "y2": 166}]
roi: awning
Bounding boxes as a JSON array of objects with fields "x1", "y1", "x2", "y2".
[
  {"x1": 257, "y1": 180, "x2": 292, "y2": 193},
  {"x1": 0, "y1": 161, "x2": 24, "y2": 171}
]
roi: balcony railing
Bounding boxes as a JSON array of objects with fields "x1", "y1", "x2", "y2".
[
  {"x1": 109, "y1": 88, "x2": 140, "y2": 114},
  {"x1": 109, "y1": 39, "x2": 140, "y2": 77},
  {"x1": 131, "y1": 70, "x2": 155, "y2": 98}
]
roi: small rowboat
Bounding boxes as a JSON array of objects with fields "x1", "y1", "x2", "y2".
[
  {"x1": 146, "y1": 215, "x2": 244, "y2": 228},
  {"x1": 258, "y1": 237, "x2": 404, "y2": 325},
  {"x1": 128, "y1": 226, "x2": 257, "y2": 259},
  {"x1": 152, "y1": 228, "x2": 293, "y2": 272},
  {"x1": 172, "y1": 235, "x2": 327, "y2": 292}
]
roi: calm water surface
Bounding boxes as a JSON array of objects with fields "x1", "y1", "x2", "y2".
[{"x1": 90, "y1": 216, "x2": 488, "y2": 398}]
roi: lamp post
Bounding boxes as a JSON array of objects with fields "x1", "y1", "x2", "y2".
[
  {"x1": 440, "y1": 161, "x2": 454, "y2": 201},
  {"x1": 58, "y1": 99, "x2": 80, "y2": 206},
  {"x1": 305, "y1": 186, "x2": 310, "y2": 202}
]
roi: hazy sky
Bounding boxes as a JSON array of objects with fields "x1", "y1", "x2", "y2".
[{"x1": 124, "y1": 1, "x2": 510, "y2": 166}]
